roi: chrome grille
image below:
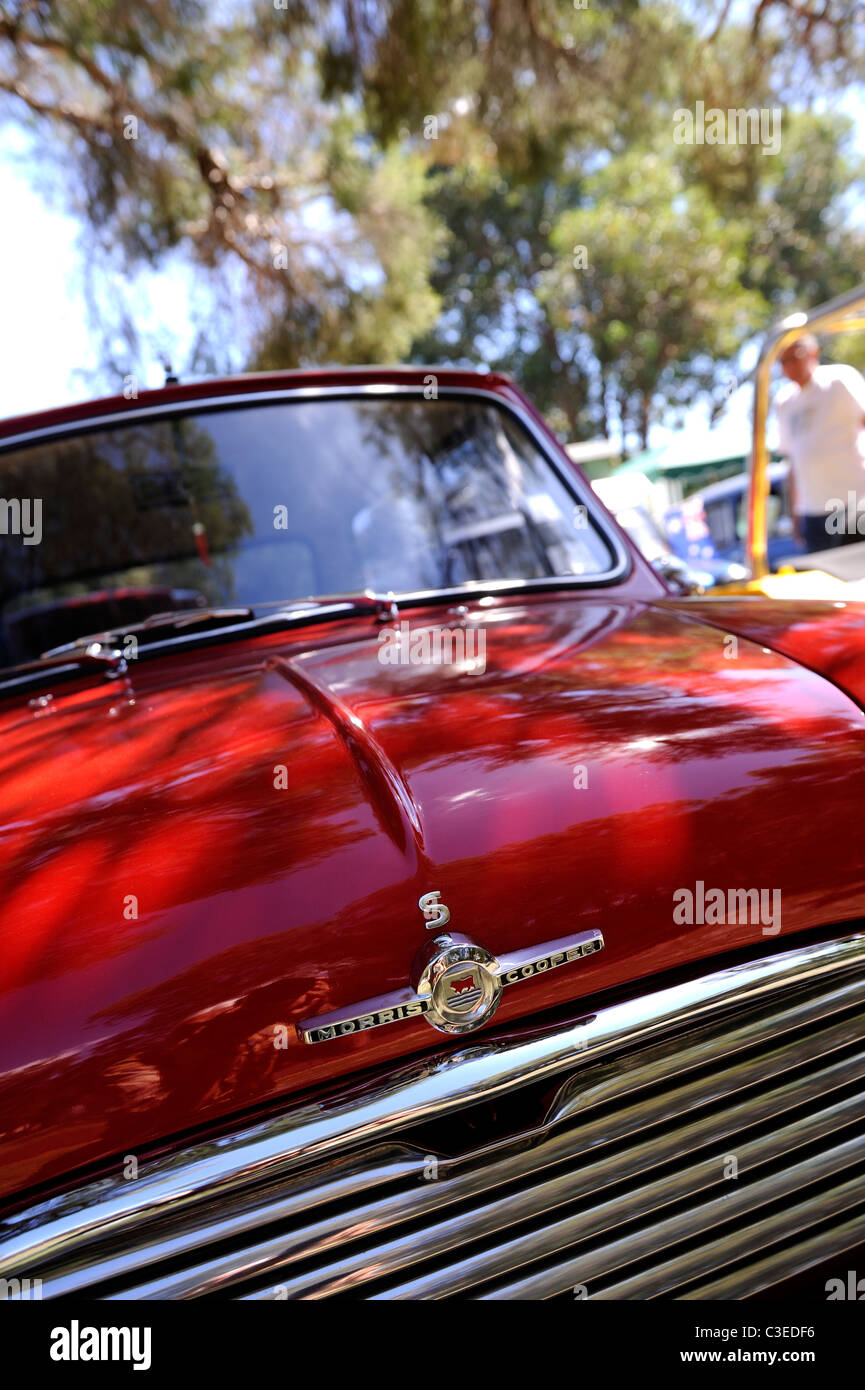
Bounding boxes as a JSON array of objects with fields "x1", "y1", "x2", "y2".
[{"x1": 2, "y1": 934, "x2": 865, "y2": 1300}]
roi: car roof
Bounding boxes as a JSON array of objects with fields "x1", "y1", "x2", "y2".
[{"x1": 0, "y1": 365, "x2": 517, "y2": 445}]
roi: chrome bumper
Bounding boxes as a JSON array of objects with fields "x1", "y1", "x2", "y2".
[{"x1": 2, "y1": 933, "x2": 865, "y2": 1298}]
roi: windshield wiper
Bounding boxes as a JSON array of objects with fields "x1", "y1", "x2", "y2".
[
  {"x1": 40, "y1": 592, "x2": 402, "y2": 658},
  {"x1": 0, "y1": 645, "x2": 133, "y2": 696},
  {"x1": 250, "y1": 592, "x2": 401, "y2": 621},
  {"x1": 40, "y1": 606, "x2": 258, "y2": 658},
  {"x1": 0, "y1": 592, "x2": 403, "y2": 697}
]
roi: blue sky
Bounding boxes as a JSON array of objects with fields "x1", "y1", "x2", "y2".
[
  {"x1": 0, "y1": 128, "x2": 204, "y2": 421},
  {"x1": 0, "y1": 137, "x2": 100, "y2": 421}
]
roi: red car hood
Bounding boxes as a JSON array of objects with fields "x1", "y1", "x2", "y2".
[{"x1": 1, "y1": 593, "x2": 865, "y2": 1201}]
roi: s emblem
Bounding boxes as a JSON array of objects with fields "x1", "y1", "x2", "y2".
[{"x1": 418, "y1": 890, "x2": 451, "y2": 931}]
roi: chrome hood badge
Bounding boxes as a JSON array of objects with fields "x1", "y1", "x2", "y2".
[
  {"x1": 413, "y1": 935, "x2": 503, "y2": 1036},
  {"x1": 298, "y1": 893, "x2": 605, "y2": 1045}
]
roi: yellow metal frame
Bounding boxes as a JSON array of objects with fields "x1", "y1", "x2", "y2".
[{"x1": 747, "y1": 282, "x2": 865, "y2": 582}]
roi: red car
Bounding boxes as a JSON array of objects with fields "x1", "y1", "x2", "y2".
[{"x1": 1, "y1": 367, "x2": 864, "y2": 1300}]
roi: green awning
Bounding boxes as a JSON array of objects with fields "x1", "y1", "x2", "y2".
[{"x1": 615, "y1": 427, "x2": 786, "y2": 484}]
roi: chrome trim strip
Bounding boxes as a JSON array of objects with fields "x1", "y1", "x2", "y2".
[
  {"x1": 298, "y1": 928, "x2": 605, "y2": 1044},
  {"x1": 298, "y1": 993, "x2": 431, "y2": 1045},
  {"x1": 0, "y1": 932, "x2": 863, "y2": 1291},
  {"x1": 499, "y1": 930, "x2": 604, "y2": 987}
]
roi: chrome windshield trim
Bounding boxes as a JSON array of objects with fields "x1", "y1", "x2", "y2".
[
  {"x1": 0, "y1": 383, "x2": 631, "y2": 600},
  {"x1": 0, "y1": 931, "x2": 863, "y2": 1283}
]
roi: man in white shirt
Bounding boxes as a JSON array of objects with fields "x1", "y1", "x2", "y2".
[{"x1": 776, "y1": 334, "x2": 865, "y2": 553}]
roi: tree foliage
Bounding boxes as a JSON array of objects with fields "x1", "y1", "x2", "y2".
[{"x1": 1, "y1": 0, "x2": 864, "y2": 445}]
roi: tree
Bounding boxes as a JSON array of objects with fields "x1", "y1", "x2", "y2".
[
  {"x1": 2, "y1": 0, "x2": 865, "y2": 445},
  {"x1": 409, "y1": 163, "x2": 597, "y2": 440},
  {"x1": 544, "y1": 147, "x2": 763, "y2": 449},
  {"x1": 0, "y1": 0, "x2": 446, "y2": 372}
]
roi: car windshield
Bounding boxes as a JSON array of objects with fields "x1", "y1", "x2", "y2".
[{"x1": 0, "y1": 394, "x2": 614, "y2": 669}]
